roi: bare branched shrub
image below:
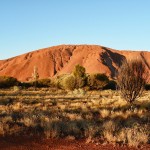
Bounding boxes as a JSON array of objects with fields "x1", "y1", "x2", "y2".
[{"x1": 117, "y1": 59, "x2": 149, "y2": 104}]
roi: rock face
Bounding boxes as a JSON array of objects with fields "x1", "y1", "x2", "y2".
[{"x1": 0, "y1": 45, "x2": 150, "y2": 81}]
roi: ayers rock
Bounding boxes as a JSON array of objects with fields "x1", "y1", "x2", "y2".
[{"x1": 0, "y1": 45, "x2": 150, "y2": 81}]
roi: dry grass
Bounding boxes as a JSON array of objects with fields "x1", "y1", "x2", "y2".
[{"x1": 0, "y1": 88, "x2": 149, "y2": 147}]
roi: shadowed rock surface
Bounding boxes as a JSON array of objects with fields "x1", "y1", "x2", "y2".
[{"x1": 0, "y1": 45, "x2": 150, "y2": 81}]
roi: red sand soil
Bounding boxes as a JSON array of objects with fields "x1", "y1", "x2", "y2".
[
  {"x1": 0, "y1": 136, "x2": 149, "y2": 150},
  {"x1": 0, "y1": 45, "x2": 150, "y2": 81}
]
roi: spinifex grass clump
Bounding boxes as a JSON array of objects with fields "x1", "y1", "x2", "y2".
[{"x1": 0, "y1": 89, "x2": 149, "y2": 148}]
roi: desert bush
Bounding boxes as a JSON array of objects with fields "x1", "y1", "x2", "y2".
[
  {"x1": 72, "y1": 88, "x2": 86, "y2": 96},
  {"x1": 125, "y1": 124, "x2": 149, "y2": 147},
  {"x1": 51, "y1": 65, "x2": 87, "y2": 89},
  {"x1": 117, "y1": 59, "x2": 149, "y2": 104},
  {"x1": 73, "y1": 65, "x2": 87, "y2": 88},
  {"x1": 103, "y1": 80, "x2": 117, "y2": 90},
  {"x1": 75, "y1": 76, "x2": 87, "y2": 88},
  {"x1": 88, "y1": 73, "x2": 109, "y2": 90},
  {"x1": 62, "y1": 75, "x2": 76, "y2": 90},
  {"x1": 73, "y1": 64, "x2": 86, "y2": 78},
  {"x1": 43, "y1": 119, "x2": 88, "y2": 139},
  {"x1": 50, "y1": 77, "x2": 59, "y2": 88},
  {"x1": 20, "y1": 82, "x2": 33, "y2": 88},
  {"x1": 0, "y1": 76, "x2": 20, "y2": 88},
  {"x1": 13, "y1": 86, "x2": 22, "y2": 91},
  {"x1": 116, "y1": 124, "x2": 149, "y2": 147},
  {"x1": 36, "y1": 79, "x2": 51, "y2": 87},
  {"x1": 102, "y1": 120, "x2": 118, "y2": 143},
  {"x1": 43, "y1": 120, "x2": 62, "y2": 138},
  {"x1": 100, "y1": 109, "x2": 110, "y2": 118},
  {"x1": 102, "y1": 120, "x2": 149, "y2": 147},
  {"x1": 84, "y1": 123, "x2": 101, "y2": 139},
  {"x1": 51, "y1": 74, "x2": 70, "y2": 89}
]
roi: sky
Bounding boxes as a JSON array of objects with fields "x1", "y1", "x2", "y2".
[{"x1": 0, "y1": 0, "x2": 150, "y2": 59}]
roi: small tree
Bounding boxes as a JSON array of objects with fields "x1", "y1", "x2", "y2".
[
  {"x1": 117, "y1": 59, "x2": 149, "y2": 104},
  {"x1": 32, "y1": 66, "x2": 39, "y2": 88},
  {"x1": 72, "y1": 64, "x2": 87, "y2": 88},
  {"x1": 73, "y1": 64, "x2": 86, "y2": 78}
]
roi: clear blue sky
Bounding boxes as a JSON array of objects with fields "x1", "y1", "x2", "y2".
[{"x1": 0, "y1": 0, "x2": 150, "y2": 59}]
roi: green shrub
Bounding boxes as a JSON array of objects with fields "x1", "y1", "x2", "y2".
[
  {"x1": 62, "y1": 75, "x2": 76, "y2": 90},
  {"x1": 103, "y1": 80, "x2": 117, "y2": 90},
  {"x1": 50, "y1": 77, "x2": 59, "y2": 88},
  {"x1": 51, "y1": 65, "x2": 87, "y2": 89},
  {"x1": 51, "y1": 74, "x2": 69, "y2": 89},
  {"x1": 88, "y1": 73, "x2": 109, "y2": 90},
  {"x1": 0, "y1": 76, "x2": 20, "y2": 88}
]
